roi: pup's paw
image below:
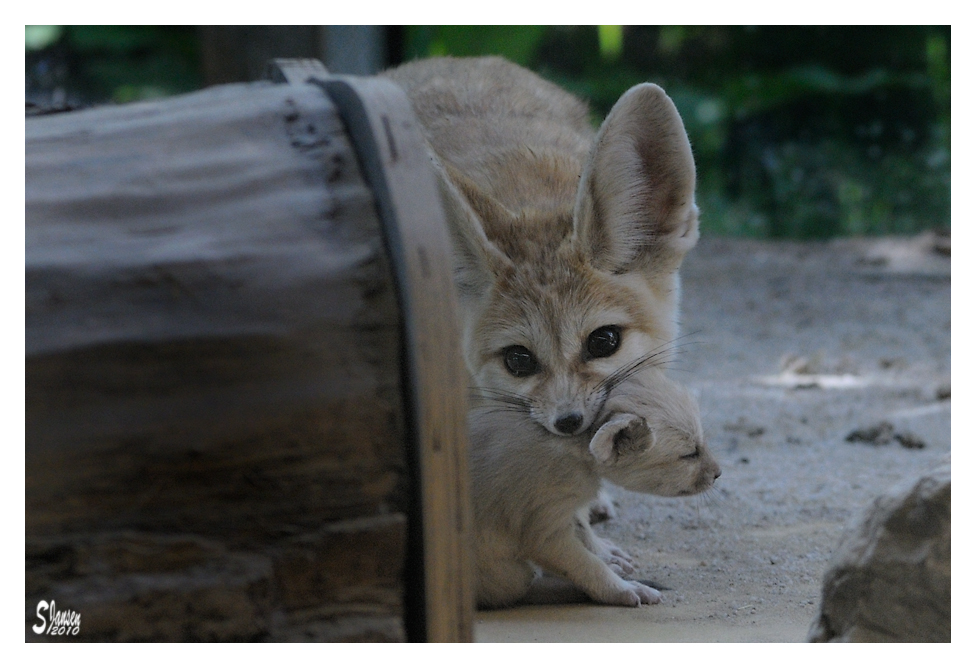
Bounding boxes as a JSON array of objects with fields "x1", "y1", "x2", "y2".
[{"x1": 588, "y1": 488, "x2": 617, "y2": 524}]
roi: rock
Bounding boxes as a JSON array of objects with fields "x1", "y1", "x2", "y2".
[
  {"x1": 894, "y1": 432, "x2": 926, "y2": 450},
  {"x1": 809, "y1": 459, "x2": 950, "y2": 642},
  {"x1": 723, "y1": 417, "x2": 766, "y2": 438},
  {"x1": 845, "y1": 421, "x2": 895, "y2": 445},
  {"x1": 845, "y1": 421, "x2": 927, "y2": 450},
  {"x1": 930, "y1": 229, "x2": 951, "y2": 257}
]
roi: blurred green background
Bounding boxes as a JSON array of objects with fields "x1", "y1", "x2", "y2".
[{"x1": 26, "y1": 25, "x2": 950, "y2": 239}]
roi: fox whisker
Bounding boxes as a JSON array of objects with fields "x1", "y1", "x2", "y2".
[
  {"x1": 595, "y1": 332, "x2": 701, "y2": 396},
  {"x1": 479, "y1": 406, "x2": 532, "y2": 417},
  {"x1": 597, "y1": 349, "x2": 675, "y2": 393},
  {"x1": 470, "y1": 386, "x2": 534, "y2": 402},
  {"x1": 469, "y1": 386, "x2": 534, "y2": 412}
]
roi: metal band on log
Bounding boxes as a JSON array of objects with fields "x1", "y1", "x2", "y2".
[{"x1": 25, "y1": 61, "x2": 472, "y2": 642}]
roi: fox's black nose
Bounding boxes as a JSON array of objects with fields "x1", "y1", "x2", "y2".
[{"x1": 554, "y1": 412, "x2": 583, "y2": 435}]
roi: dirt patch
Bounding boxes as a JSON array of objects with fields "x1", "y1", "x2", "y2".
[{"x1": 476, "y1": 235, "x2": 950, "y2": 642}]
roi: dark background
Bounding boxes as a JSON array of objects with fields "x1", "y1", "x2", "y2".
[{"x1": 25, "y1": 25, "x2": 950, "y2": 239}]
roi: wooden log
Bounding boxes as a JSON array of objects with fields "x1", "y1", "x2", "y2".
[
  {"x1": 319, "y1": 73, "x2": 475, "y2": 643},
  {"x1": 26, "y1": 70, "x2": 472, "y2": 641}
]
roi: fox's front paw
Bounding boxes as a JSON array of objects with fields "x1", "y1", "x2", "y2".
[
  {"x1": 628, "y1": 580, "x2": 662, "y2": 605},
  {"x1": 597, "y1": 580, "x2": 662, "y2": 607},
  {"x1": 606, "y1": 545, "x2": 636, "y2": 575},
  {"x1": 595, "y1": 537, "x2": 636, "y2": 575},
  {"x1": 590, "y1": 413, "x2": 651, "y2": 463}
]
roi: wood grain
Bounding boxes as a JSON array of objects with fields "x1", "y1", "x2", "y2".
[{"x1": 26, "y1": 81, "x2": 407, "y2": 640}]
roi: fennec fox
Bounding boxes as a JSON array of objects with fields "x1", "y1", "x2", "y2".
[
  {"x1": 386, "y1": 56, "x2": 699, "y2": 436},
  {"x1": 385, "y1": 57, "x2": 711, "y2": 606}
]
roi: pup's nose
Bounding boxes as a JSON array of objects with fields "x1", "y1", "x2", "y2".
[
  {"x1": 554, "y1": 412, "x2": 583, "y2": 435},
  {"x1": 713, "y1": 468, "x2": 722, "y2": 480}
]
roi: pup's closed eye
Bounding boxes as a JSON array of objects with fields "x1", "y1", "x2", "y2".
[{"x1": 679, "y1": 446, "x2": 701, "y2": 460}]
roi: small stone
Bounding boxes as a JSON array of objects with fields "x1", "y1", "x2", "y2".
[
  {"x1": 723, "y1": 418, "x2": 765, "y2": 438},
  {"x1": 845, "y1": 421, "x2": 895, "y2": 445},
  {"x1": 894, "y1": 432, "x2": 926, "y2": 450}
]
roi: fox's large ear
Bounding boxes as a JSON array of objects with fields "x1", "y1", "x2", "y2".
[
  {"x1": 574, "y1": 84, "x2": 698, "y2": 273},
  {"x1": 433, "y1": 160, "x2": 512, "y2": 298}
]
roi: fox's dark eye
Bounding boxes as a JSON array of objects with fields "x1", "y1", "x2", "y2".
[
  {"x1": 586, "y1": 326, "x2": 621, "y2": 359},
  {"x1": 503, "y1": 346, "x2": 540, "y2": 377}
]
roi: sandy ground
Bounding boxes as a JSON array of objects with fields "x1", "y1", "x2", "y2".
[{"x1": 475, "y1": 234, "x2": 951, "y2": 642}]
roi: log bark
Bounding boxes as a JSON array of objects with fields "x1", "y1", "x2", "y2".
[{"x1": 26, "y1": 81, "x2": 411, "y2": 640}]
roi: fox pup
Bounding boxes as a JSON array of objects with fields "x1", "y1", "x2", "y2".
[
  {"x1": 385, "y1": 57, "x2": 706, "y2": 605},
  {"x1": 470, "y1": 372, "x2": 721, "y2": 608}
]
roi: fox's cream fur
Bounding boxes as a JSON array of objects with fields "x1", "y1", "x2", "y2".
[{"x1": 385, "y1": 56, "x2": 718, "y2": 607}]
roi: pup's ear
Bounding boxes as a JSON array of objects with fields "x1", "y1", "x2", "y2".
[
  {"x1": 589, "y1": 422, "x2": 616, "y2": 464},
  {"x1": 590, "y1": 414, "x2": 653, "y2": 464},
  {"x1": 574, "y1": 84, "x2": 698, "y2": 273},
  {"x1": 433, "y1": 160, "x2": 513, "y2": 298}
]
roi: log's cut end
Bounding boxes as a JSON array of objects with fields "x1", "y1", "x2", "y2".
[{"x1": 26, "y1": 80, "x2": 424, "y2": 641}]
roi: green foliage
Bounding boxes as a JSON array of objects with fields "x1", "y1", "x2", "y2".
[
  {"x1": 728, "y1": 138, "x2": 950, "y2": 239},
  {"x1": 404, "y1": 26, "x2": 548, "y2": 66},
  {"x1": 27, "y1": 25, "x2": 950, "y2": 238},
  {"x1": 597, "y1": 26, "x2": 623, "y2": 62},
  {"x1": 25, "y1": 26, "x2": 63, "y2": 51},
  {"x1": 26, "y1": 26, "x2": 200, "y2": 104},
  {"x1": 404, "y1": 25, "x2": 951, "y2": 238}
]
